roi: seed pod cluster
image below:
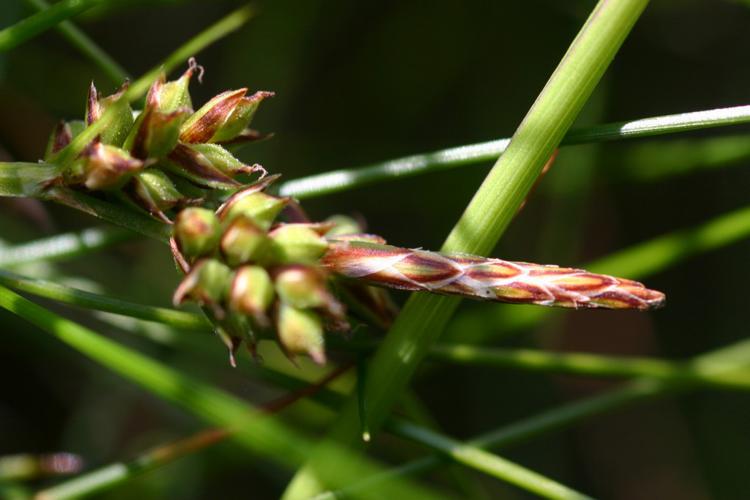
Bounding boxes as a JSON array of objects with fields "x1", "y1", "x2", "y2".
[
  {"x1": 171, "y1": 180, "x2": 351, "y2": 365},
  {"x1": 46, "y1": 60, "x2": 272, "y2": 222}
]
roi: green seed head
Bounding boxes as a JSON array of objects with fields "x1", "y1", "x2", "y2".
[
  {"x1": 228, "y1": 265, "x2": 275, "y2": 326},
  {"x1": 174, "y1": 207, "x2": 221, "y2": 259},
  {"x1": 274, "y1": 265, "x2": 328, "y2": 309},
  {"x1": 220, "y1": 215, "x2": 270, "y2": 266},
  {"x1": 268, "y1": 224, "x2": 329, "y2": 264},
  {"x1": 73, "y1": 141, "x2": 143, "y2": 190},
  {"x1": 173, "y1": 258, "x2": 233, "y2": 311},
  {"x1": 223, "y1": 192, "x2": 288, "y2": 231},
  {"x1": 276, "y1": 303, "x2": 325, "y2": 364}
]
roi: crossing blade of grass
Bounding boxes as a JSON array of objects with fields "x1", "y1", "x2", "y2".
[
  {"x1": 0, "y1": 284, "x2": 448, "y2": 500},
  {"x1": 0, "y1": 0, "x2": 108, "y2": 52},
  {"x1": 387, "y1": 421, "x2": 593, "y2": 500},
  {"x1": 282, "y1": 1, "x2": 651, "y2": 497},
  {"x1": 24, "y1": 0, "x2": 130, "y2": 84},
  {"x1": 448, "y1": 202, "x2": 750, "y2": 342},
  {"x1": 278, "y1": 104, "x2": 750, "y2": 199},
  {"x1": 326, "y1": 337, "x2": 750, "y2": 496},
  {"x1": 0, "y1": 227, "x2": 134, "y2": 268},
  {"x1": 0, "y1": 268, "x2": 208, "y2": 331}
]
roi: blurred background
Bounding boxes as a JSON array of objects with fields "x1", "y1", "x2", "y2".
[{"x1": 2, "y1": 0, "x2": 750, "y2": 498}]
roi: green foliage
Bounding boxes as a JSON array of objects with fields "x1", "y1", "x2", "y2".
[{"x1": 2, "y1": 1, "x2": 750, "y2": 499}]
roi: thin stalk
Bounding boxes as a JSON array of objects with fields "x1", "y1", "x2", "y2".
[
  {"x1": 428, "y1": 344, "x2": 750, "y2": 390},
  {"x1": 0, "y1": 162, "x2": 61, "y2": 198},
  {"x1": 0, "y1": 268, "x2": 208, "y2": 331},
  {"x1": 388, "y1": 421, "x2": 593, "y2": 500},
  {"x1": 277, "y1": 104, "x2": 750, "y2": 199},
  {"x1": 0, "y1": 284, "x2": 447, "y2": 500},
  {"x1": 0, "y1": 0, "x2": 107, "y2": 52},
  {"x1": 0, "y1": 227, "x2": 133, "y2": 268},
  {"x1": 283, "y1": 2, "x2": 651, "y2": 497},
  {"x1": 24, "y1": 0, "x2": 130, "y2": 84}
]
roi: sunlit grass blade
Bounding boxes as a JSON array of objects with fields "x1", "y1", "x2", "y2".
[
  {"x1": 24, "y1": 0, "x2": 130, "y2": 84},
  {"x1": 0, "y1": 268, "x2": 208, "y2": 330},
  {"x1": 282, "y1": 1, "x2": 651, "y2": 497},
  {"x1": 387, "y1": 420, "x2": 593, "y2": 500},
  {"x1": 0, "y1": 227, "x2": 133, "y2": 267},
  {"x1": 0, "y1": 0, "x2": 107, "y2": 52},
  {"x1": 278, "y1": 104, "x2": 750, "y2": 199},
  {"x1": 0, "y1": 284, "x2": 447, "y2": 500}
]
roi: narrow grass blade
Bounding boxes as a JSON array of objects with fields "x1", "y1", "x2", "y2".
[
  {"x1": 0, "y1": 227, "x2": 134, "y2": 268},
  {"x1": 388, "y1": 420, "x2": 593, "y2": 500},
  {"x1": 278, "y1": 104, "x2": 750, "y2": 199},
  {"x1": 0, "y1": 162, "x2": 61, "y2": 198},
  {"x1": 24, "y1": 0, "x2": 130, "y2": 84},
  {"x1": 0, "y1": 268, "x2": 207, "y2": 330},
  {"x1": 0, "y1": 0, "x2": 107, "y2": 52}
]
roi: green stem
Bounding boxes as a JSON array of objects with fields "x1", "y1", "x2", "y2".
[
  {"x1": 0, "y1": 268, "x2": 207, "y2": 331},
  {"x1": 0, "y1": 0, "x2": 107, "y2": 52},
  {"x1": 0, "y1": 162, "x2": 61, "y2": 198},
  {"x1": 0, "y1": 284, "x2": 446, "y2": 500},
  {"x1": 277, "y1": 104, "x2": 750, "y2": 199},
  {"x1": 282, "y1": 1, "x2": 651, "y2": 497},
  {"x1": 24, "y1": 0, "x2": 130, "y2": 84},
  {"x1": 0, "y1": 227, "x2": 133, "y2": 267},
  {"x1": 387, "y1": 421, "x2": 593, "y2": 500},
  {"x1": 428, "y1": 344, "x2": 750, "y2": 390}
]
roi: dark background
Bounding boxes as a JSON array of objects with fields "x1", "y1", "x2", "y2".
[{"x1": 2, "y1": 0, "x2": 750, "y2": 498}]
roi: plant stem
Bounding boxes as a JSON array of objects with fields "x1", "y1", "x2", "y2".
[
  {"x1": 0, "y1": 227, "x2": 133, "y2": 267},
  {"x1": 0, "y1": 0, "x2": 108, "y2": 52},
  {"x1": 0, "y1": 162, "x2": 61, "y2": 198},
  {"x1": 0, "y1": 268, "x2": 208, "y2": 331},
  {"x1": 282, "y1": 1, "x2": 651, "y2": 497},
  {"x1": 428, "y1": 344, "x2": 750, "y2": 390},
  {"x1": 277, "y1": 104, "x2": 750, "y2": 199},
  {"x1": 24, "y1": 0, "x2": 130, "y2": 84},
  {"x1": 388, "y1": 421, "x2": 593, "y2": 500}
]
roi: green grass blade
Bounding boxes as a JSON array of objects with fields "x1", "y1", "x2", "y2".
[
  {"x1": 282, "y1": 1, "x2": 651, "y2": 497},
  {"x1": 278, "y1": 104, "x2": 750, "y2": 199},
  {"x1": 45, "y1": 188, "x2": 172, "y2": 241},
  {"x1": 24, "y1": 0, "x2": 130, "y2": 84},
  {"x1": 0, "y1": 162, "x2": 61, "y2": 197},
  {"x1": 126, "y1": 4, "x2": 255, "y2": 99},
  {"x1": 0, "y1": 0, "x2": 108, "y2": 52},
  {"x1": 0, "y1": 284, "x2": 447, "y2": 500},
  {"x1": 0, "y1": 268, "x2": 207, "y2": 330},
  {"x1": 428, "y1": 344, "x2": 750, "y2": 390},
  {"x1": 0, "y1": 227, "x2": 134, "y2": 268},
  {"x1": 388, "y1": 420, "x2": 593, "y2": 500}
]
